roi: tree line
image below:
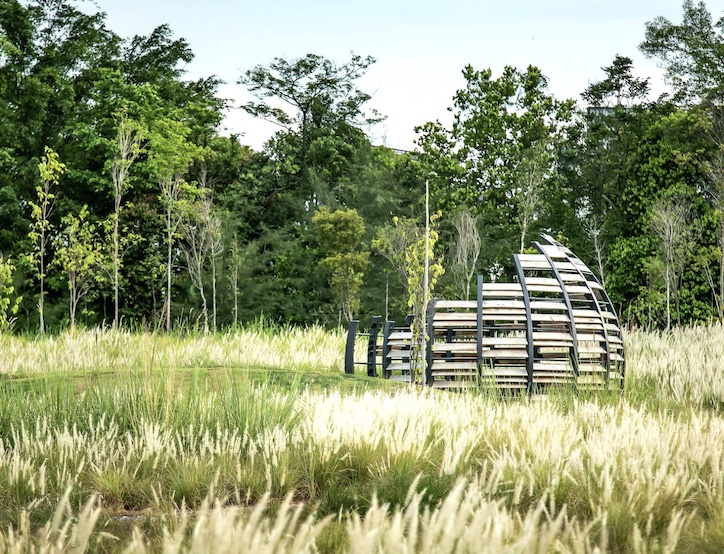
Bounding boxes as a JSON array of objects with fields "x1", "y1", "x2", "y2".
[{"x1": 0, "y1": 0, "x2": 722, "y2": 332}]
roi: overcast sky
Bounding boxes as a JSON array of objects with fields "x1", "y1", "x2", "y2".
[{"x1": 83, "y1": 0, "x2": 724, "y2": 150}]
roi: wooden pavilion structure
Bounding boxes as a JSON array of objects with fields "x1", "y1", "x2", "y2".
[{"x1": 345, "y1": 234, "x2": 625, "y2": 393}]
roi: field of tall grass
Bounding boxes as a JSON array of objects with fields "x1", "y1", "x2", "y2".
[{"x1": 0, "y1": 324, "x2": 723, "y2": 552}]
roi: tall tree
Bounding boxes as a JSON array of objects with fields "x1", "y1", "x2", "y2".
[
  {"x1": 703, "y1": 109, "x2": 724, "y2": 318},
  {"x1": 30, "y1": 146, "x2": 65, "y2": 334},
  {"x1": 450, "y1": 210, "x2": 480, "y2": 300},
  {"x1": 53, "y1": 205, "x2": 105, "y2": 328},
  {"x1": 649, "y1": 195, "x2": 695, "y2": 328},
  {"x1": 312, "y1": 206, "x2": 370, "y2": 325},
  {"x1": 641, "y1": 0, "x2": 724, "y2": 105},
  {"x1": 374, "y1": 214, "x2": 444, "y2": 382},
  {"x1": 240, "y1": 53, "x2": 382, "y2": 183},
  {"x1": 108, "y1": 111, "x2": 145, "y2": 327},
  {"x1": 149, "y1": 117, "x2": 204, "y2": 332},
  {"x1": 571, "y1": 57, "x2": 674, "y2": 320},
  {"x1": 234, "y1": 53, "x2": 387, "y2": 325},
  {"x1": 582, "y1": 55, "x2": 651, "y2": 107},
  {"x1": 417, "y1": 65, "x2": 574, "y2": 271}
]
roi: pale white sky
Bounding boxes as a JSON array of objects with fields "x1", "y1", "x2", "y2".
[{"x1": 82, "y1": 0, "x2": 724, "y2": 150}]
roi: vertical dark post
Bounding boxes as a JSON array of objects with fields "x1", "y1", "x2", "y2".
[
  {"x1": 534, "y1": 241, "x2": 579, "y2": 380},
  {"x1": 477, "y1": 275, "x2": 483, "y2": 382},
  {"x1": 426, "y1": 300, "x2": 436, "y2": 386},
  {"x1": 596, "y1": 287, "x2": 625, "y2": 390},
  {"x1": 445, "y1": 326, "x2": 454, "y2": 355},
  {"x1": 541, "y1": 234, "x2": 623, "y2": 390},
  {"x1": 513, "y1": 255, "x2": 535, "y2": 395},
  {"x1": 345, "y1": 320, "x2": 360, "y2": 374},
  {"x1": 382, "y1": 320, "x2": 394, "y2": 378},
  {"x1": 367, "y1": 316, "x2": 382, "y2": 377}
]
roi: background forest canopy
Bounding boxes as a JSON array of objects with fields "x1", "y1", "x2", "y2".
[{"x1": 1, "y1": 0, "x2": 724, "y2": 333}]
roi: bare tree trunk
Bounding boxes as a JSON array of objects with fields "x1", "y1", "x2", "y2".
[
  {"x1": 583, "y1": 215, "x2": 607, "y2": 287},
  {"x1": 665, "y1": 264, "x2": 671, "y2": 330},
  {"x1": 200, "y1": 282, "x2": 208, "y2": 333},
  {"x1": 452, "y1": 210, "x2": 480, "y2": 301},
  {"x1": 182, "y1": 195, "x2": 221, "y2": 335},
  {"x1": 113, "y1": 212, "x2": 119, "y2": 327},
  {"x1": 209, "y1": 215, "x2": 223, "y2": 333},
  {"x1": 110, "y1": 114, "x2": 144, "y2": 328},
  {"x1": 39, "y1": 230, "x2": 45, "y2": 335},
  {"x1": 595, "y1": 241, "x2": 606, "y2": 289},
  {"x1": 720, "y1": 224, "x2": 724, "y2": 320},
  {"x1": 650, "y1": 196, "x2": 693, "y2": 330},
  {"x1": 229, "y1": 235, "x2": 242, "y2": 329},
  {"x1": 232, "y1": 264, "x2": 239, "y2": 327},
  {"x1": 70, "y1": 275, "x2": 77, "y2": 329},
  {"x1": 162, "y1": 176, "x2": 188, "y2": 333},
  {"x1": 166, "y1": 219, "x2": 172, "y2": 333},
  {"x1": 212, "y1": 259, "x2": 217, "y2": 332}
]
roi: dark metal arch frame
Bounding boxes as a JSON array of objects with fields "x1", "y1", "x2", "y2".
[
  {"x1": 540, "y1": 234, "x2": 626, "y2": 388},
  {"x1": 513, "y1": 254, "x2": 535, "y2": 394},
  {"x1": 533, "y1": 241, "x2": 580, "y2": 380}
]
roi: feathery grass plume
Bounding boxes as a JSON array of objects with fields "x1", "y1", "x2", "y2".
[
  {"x1": 0, "y1": 324, "x2": 345, "y2": 375},
  {"x1": 0, "y1": 488, "x2": 104, "y2": 553},
  {"x1": 0, "y1": 326, "x2": 722, "y2": 550}
]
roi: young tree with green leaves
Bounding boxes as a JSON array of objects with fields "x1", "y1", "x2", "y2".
[
  {"x1": 374, "y1": 213, "x2": 444, "y2": 383},
  {"x1": 149, "y1": 117, "x2": 204, "y2": 332},
  {"x1": 53, "y1": 206, "x2": 106, "y2": 328},
  {"x1": 108, "y1": 111, "x2": 145, "y2": 328},
  {"x1": 649, "y1": 195, "x2": 696, "y2": 329},
  {"x1": 450, "y1": 209, "x2": 480, "y2": 300},
  {"x1": 0, "y1": 254, "x2": 21, "y2": 332},
  {"x1": 516, "y1": 140, "x2": 552, "y2": 253},
  {"x1": 312, "y1": 206, "x2": 370, "y2": 325},
  {"x1": 181, "y1": 194, "x2": 221, "y2": 333},
  {"x1": 30, "y1": 147, "x2": 66, "y2": 334}
]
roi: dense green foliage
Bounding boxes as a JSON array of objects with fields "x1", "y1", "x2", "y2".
[{"x1": 1, "y1": 0, "x2": 723, "y2": 330}]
